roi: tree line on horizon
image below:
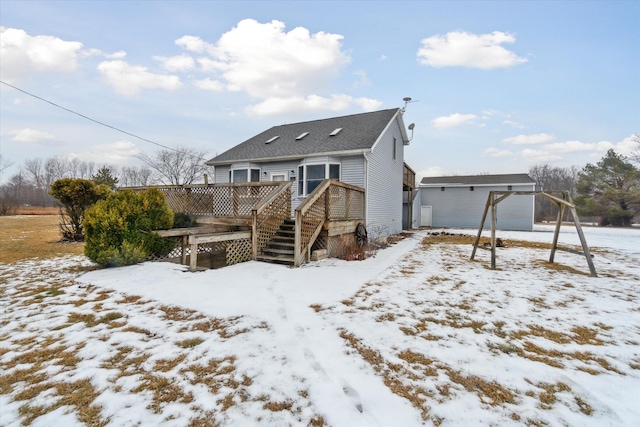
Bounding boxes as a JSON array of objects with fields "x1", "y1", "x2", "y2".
[
  {"x1": 0, "y1": 147, "x2": 212, "y2": 212},
  {"x1": 1, "y1": 139, "x2": 639, "y2": 226}
]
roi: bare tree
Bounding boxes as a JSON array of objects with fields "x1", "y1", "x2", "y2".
[
  {"x1": 0, "y1": 154, "x2": 13, "y2": 175},
  {"x1": 138, "y1": 146, "x2": 213, "y2": 185},
  {"x1": 78, "y1": 161, "x2": 96, "y2": 179},
  {"x1": 529, "y1": 164, "x2": 579, "y2": 221},
  {"x1": 44, "y1": 157, "x2": 69, "y2": 185},
  {"x1": 119, "y1": 165, "x2": 154, "y2": 187},
  {"x1": 23, "y1": 158, "x2": 45, "y2": 189}
]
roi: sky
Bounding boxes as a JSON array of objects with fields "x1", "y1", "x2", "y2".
[{"x1": 1, "y1": 0, "x2": 639, "y2": 183}]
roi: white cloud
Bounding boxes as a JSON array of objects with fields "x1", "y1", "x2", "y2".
[
  {"x1": 176, "y1": 19, "x2": 373, "y2": 115},
  {"x1": 9, "y1": 128, "x2": 60, "y2": 146},
  {"x1": 193, "y1": 78, "x2": 224, "y2": 91},
  {"x1": 616, "y1": 134, "x2": 640, "y2": 155},
  {"x1": 503, "y1": 120, "x2": 525, "y2": 129},
  {"x1": 154, "y1": 54, "x2": 195, "y2": 72},
  {"x1": 97, "y1": 60, "x2": 182, "y2": 95},
  {"x1": 378, "y1": 54, "x2": 387, "y2": 61},
  {"x1": 521, "y1": 148, "x2": 562, "y2": 163},
  {"x1": 543, "y1": 140, "x2": 613, "y2": 153},
  {"x1": 245, "y1": 95, "x2": 381, "y2": 117},
  {"x1": 352, "y1": 70, "x2": 371, "y2": 88},
  {"x1": 0, "y1": 27, "x2": 83, "y2": 82},
  {"x1": 175, "y1": 35, "x2": 213, "y2": 53},
  {"x1": 483, "y1": 147, "x2": 514, "y2": 158},
  {"x1": 417, "y1": 166, "x2": 446, "y2": 181},
  {"x1": 503, "y1": 133, "x2": 554, "y2": 145},
  {"x1": 417, "y1": 31, "x2": 528, "y2": 69},
  {"x1": 69, "y1": 140, "x2": 141, "y2": 165},
  {"x1": 81, "y1": 48, "x2": 126, "y2": 59},
  {"x1": 431, "y1": 113, "x2": 477, "y2": 128}
]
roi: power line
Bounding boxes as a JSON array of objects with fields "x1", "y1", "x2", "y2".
[{"x1": 0, "y1": 80, "x2": 205, "y2": 160}]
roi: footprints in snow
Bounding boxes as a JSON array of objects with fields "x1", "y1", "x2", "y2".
[{"x1": 269, "y1": 283, "x2": 364, "y2": 414}]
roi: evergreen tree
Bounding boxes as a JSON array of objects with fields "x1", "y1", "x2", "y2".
[
  {"x1": 49, "y1": 178, "x2": 111, "y2": 240},
  {"x1": 91, "y1": 166, "x2": 119, "y2": 190},
  {"x1": 575, "y1": 149, "x2": 640, "y2": 226}
]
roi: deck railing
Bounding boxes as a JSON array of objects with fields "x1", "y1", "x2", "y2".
[
  {"x1": 403, "y1": 162, "x2": 416, "y2": 190},
  {"x1": 125, "y1": 182, "x2": 283, "y2": 218},
  {"x1": 294, "y1": 180, "x2": 365, "y2": 266},
  {"x1": 251, "y1": 182, "x2": 292, "y2": 259}
]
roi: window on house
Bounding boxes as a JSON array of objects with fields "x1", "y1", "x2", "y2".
[
  {"x1": 393, "y1": 137, "x2": 397, "y2": 160},
  {"x1": 229, "y1": 168, "x2": 261, "y2": 183},
  {"x1": 441, "y1": 187, "x2": 445, "y2": 192},
  {"x1": 508, "y1": 185, "x2": 513, "y2": 191},
  {"x1": 297, "y1": 163, "x2": 341, "y2": 196},
  {"x1": 470, "y1": 186, "x2": 474, "y2": 191}
]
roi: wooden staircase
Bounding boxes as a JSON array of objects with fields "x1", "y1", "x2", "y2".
[{"x1": 256, "y1": 218, "x2": 296, "y2": 266}]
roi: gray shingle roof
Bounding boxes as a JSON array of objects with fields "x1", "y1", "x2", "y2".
[
  {"x1": 207, "y1": 108, "x2": 400, "y2": 165},
  {"x1": 420, "y1": 173, "x2": 535, "y2": 186}
]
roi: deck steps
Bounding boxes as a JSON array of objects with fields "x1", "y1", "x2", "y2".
[{"x1": 256, "y1": 218, "x2": 296, "y2": 266}]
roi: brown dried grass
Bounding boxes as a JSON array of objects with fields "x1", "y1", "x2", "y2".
[{"x1": 0, "y1": 215, "x2": 84, "y2": 263}]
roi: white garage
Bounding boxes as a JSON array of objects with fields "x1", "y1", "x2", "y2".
[{"x1": 419, "y1": 173, "x2": 536, "y2": 231}]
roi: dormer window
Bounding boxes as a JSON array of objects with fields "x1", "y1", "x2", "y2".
[{"x1": 295, "y1": 132, "x2": 309, "y2": 140}]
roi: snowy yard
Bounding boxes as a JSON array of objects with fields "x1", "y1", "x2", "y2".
[{"x1": 1, "y1": 225, "x2": 639, "y2": 426}]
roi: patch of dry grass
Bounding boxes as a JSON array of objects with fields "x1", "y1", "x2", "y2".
[
  {"x1": 132, "y1": 374, "x2": 194, "y2": 413},
  {"x1": 442, "y1": 366, "x2": 516, "y2": 406},
  {"x1": 176, "y1": 337, "x2": 204, "y2": 348},
  {"x1": 0, "y1": 215, "x2": 85, "y2": 263}
]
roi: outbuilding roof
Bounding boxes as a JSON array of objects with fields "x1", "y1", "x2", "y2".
[
  {"x1": 420, "y1": 173, "x2": 535, "y2": 186},
  {"x1": 207, "y1": 108, "x2": 403, "y2": 165}
]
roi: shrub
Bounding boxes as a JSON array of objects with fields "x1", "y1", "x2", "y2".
[
  {"x1": 49, "y1": 178, "x2": 111, "y2": 241},
  {"x1": 172, "y1": 212, "x2": 197, "y2": 228},
  {"x1": 84, "y1": 188, "x2": 174, "y2": 266}
]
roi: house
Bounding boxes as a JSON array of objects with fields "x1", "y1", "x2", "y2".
[
  {"x1": 418, "y1": 173, "x2": 536, "y2": 231},
  {"x1": 206, "y1": 108, "x2": 416, "y2": 236}
]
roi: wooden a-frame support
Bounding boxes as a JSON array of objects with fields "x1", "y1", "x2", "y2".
[{"x1": 470, "y1": 190, "x2": 597, "y2": 277}]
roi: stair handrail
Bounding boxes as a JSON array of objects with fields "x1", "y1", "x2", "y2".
[
  {"x1": 251, "y1": 181, "x2": 292, "y2": 259},
  {"x1": 294, "y1": 179, "x2": 333, "y2": 266}
]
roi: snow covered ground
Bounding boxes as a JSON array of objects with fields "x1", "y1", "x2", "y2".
[{"x1": 1, "y1": 225, "x2": 639, "y2": 426}]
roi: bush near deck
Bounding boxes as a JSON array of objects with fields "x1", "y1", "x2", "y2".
[{"x1": 84, "y1": 188, "x2": 174, "y2": 267}]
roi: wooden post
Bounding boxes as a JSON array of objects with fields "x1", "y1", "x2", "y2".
[
  {"x1": 325, "y1": 184, "x2": 331, "y2": 220},
  {"x1": 567, "y1": 194, "x2": 597, "y2": 277},
  {"x1": 408, "y1": 188, "x2": 413, "y2": 229},
  {"x1": 181, "y1": 235, "x2": 188, "y2": 265},
  {"x1": 251, "y1": 209, "x2": 258, "y2": 260},
  {"x1": 490, "y1": 192, "x2": 497, "y2": 270},
  {"x1": 190, "y1": 242, "x2": 198, "y2": 272},
  {"x1": 549, "y1": 193, "x2": 565, "y2": 263},
  {"x1": 294, "y1": 210, "x2": 302, "y2": 267},
  {"x1": 471, "y1": 193, "x2": 492, "y2": 260}
]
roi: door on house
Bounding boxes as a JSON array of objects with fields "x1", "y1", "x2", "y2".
[{"x1": 421, "y1": 206, "x2": 432, "y2": 227}]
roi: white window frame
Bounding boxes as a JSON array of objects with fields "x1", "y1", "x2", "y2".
[
  {"x1": 297, "y1": 163, "x2": 340, "y2": 197},
  {"x1": 270, "y1": 171, "x2": 288, "y2": 182},
  {"x1": 229, "y1": 168, "x2": 261, "y2": 183}
]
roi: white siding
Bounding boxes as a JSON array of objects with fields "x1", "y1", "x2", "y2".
[
  {"x1": 420, "y1": 184, "x2": 535, "y2": 231},
  {"x1": 214, "y1": 166, "x2": 230, "y2": 183},
  {"x1": 340, "y1": 155, "x2": 365, "y2": 188},
  {"x1": 258, "y1": 161, "x2": 298, "y2": 183},
  {"x1": 364, "y1": 119, "x2": 405, "y2": 235}
]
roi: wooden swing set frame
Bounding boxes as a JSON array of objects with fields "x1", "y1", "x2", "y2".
[{"x1": 470, "y1": 190, "x2": 597, "y2": 277}]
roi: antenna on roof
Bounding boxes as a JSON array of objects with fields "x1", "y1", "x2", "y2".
[{"x1": 401, "y1": 97, "x2": 419, "y2": 113}]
